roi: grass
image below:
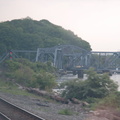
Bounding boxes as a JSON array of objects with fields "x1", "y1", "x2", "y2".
[
  {"x1": 58, "y1": 108, "x2": 73, "y2": 115},
  {"x1": 96, "y1": 92, "x2": 120, "y2": 109},
  {"x1": 0, "y1": 79, "x2": 44, "y2": 98},
  {"x1": 0, "y1": 79, "x2": 61, "y2": 104}
]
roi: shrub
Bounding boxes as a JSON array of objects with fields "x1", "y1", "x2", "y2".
[
  {"x1": 1, "y1": 59, "x2": 57, "y2": 89},
  {"x1": 3, "y1": 60, "x2": 21, "y2": 71},
  {"x1": 62, "y1": 68, "x2": 118, "y2": 101},
  {"x1": 14, "y1": 65, "x2": 35, "y2": 86},
  {"x1": 34, "y1": 71, "x2": 57, "y2": 90},
  {"x1": 97, "y1": 91, "x2": 120, "y2": 109}
]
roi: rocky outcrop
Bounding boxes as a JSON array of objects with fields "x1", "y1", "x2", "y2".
[
  {"x1": 71, "y1": 98, "x2": 89, "y2": 107},
  {"x1": 26, "y1": 88, "x2": 69, "y2": 104}
]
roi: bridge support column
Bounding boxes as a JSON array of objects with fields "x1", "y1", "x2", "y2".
[
  {"x1": 77, "y1": 70, "x2": 84, "y2": 78},
  {"x1": 73, "y1": 70, "x2": 77, "y2": 75}
]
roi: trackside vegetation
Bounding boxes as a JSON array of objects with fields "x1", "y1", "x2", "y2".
[
  {"x1": 96, "y1": 91, "x2": 120, "y2": 109},
  {"x1": 1, "y1": 59, "x2": 120, "y2": 114},
  {"x1": 0, "y1": 58, "x2": 57, "y2": 90},
  {"x1": 61, "y1": 68, "x2": 118, "y2": 103}
]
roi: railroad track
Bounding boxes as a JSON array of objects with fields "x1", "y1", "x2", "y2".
[
  {"x1": 0, "y1": 112, "x2": 11, "y2": 120},
  {"x1": 0, "y1": 97, "x2": 46, "y2": 120}
]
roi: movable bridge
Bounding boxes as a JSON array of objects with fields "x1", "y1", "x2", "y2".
[{"x1": 1, "y1": 45, "x2": 120, "y2": 78}]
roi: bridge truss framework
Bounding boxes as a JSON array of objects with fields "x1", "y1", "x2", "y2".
[
  {"x1": 1, "y1": 45, "x2": 120, "y2": 72},
  {"x1": 35, "y1": 45, "x2": 120, "y2": 71}
]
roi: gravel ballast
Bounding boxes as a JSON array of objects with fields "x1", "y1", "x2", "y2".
[{"x1": 0, "y1": 92, "x2": 89, "y2": 120}]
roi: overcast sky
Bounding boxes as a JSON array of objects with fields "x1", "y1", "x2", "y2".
[{"x1": 1, "y1": 0, "x2": 120, "y2": 51}]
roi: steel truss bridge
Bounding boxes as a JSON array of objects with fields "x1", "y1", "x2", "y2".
[{"x1": 1, "y1": 45, "x2": 120, "y2": 74}]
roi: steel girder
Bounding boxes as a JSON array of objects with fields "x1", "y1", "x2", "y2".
[
  {"x1": 2, "y1": 46, "x2": 120, "y2": 71},
  {"x1": 88, "y1": 51, "x2": 120, "y2": 70},
  {"x1": 36, "y1": 45, "x2": 88, "y2": 69}
]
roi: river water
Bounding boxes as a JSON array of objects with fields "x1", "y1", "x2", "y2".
[
  {"x1": 57, "y1": 73, "x2": 120, "y2": 91},
  {"x1": 111, "y1": 74, "x2": 120, "y2": 91}
]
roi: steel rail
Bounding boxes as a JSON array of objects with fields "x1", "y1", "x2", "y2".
[
  {"x1": 0, "y1": 97, "x2": 46, "y2": 120},
  {"x1": 0, "y1": 112, "x2": 11, "y2": 120}
]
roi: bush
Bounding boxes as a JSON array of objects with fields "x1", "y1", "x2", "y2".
[
  {"x1": 2, "y1": 59, "x2": 57, "y2": 89},
  {"x1": 97, "y1": 91, "x2": 120, "y2": 109},
  {"x1": 13, "y1": 58, "x2": 56, "y2": 73},
  {"x1": 33, "y1": 61, "x2": 56, "y2": 73},
  {"x1": 34, "y1": 71, "x2": 57, "y2": 90},
  {"x1": 3, "y1": 60, "x2": 21, "y2": 71},
  {"x1": 14, "y1": 65, "x2": 35, "y2": 86},
  {"x1": 62, "y1": 68, "x2": 118, "y2": 101}
]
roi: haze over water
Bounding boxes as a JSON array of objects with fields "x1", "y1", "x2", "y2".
[{"x1": 111, "y1": 74, "x2": 120, "y2": 91}]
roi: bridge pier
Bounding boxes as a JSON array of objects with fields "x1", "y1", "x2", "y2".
[
  {"x1": 102, "y1": 70, "x2": 112, "y2": 76},
  {"x1": 73, "y1": 70, "x2": 77, "y2": 75},
  {"x1": 77, "y1": 70, "x2": 84, "y2": 78}
]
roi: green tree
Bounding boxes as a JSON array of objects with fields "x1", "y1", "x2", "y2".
[{"x1": 0, "y1": 18, "x2": 91, "y2": 55}]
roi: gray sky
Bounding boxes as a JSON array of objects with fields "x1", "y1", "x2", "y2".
[{"x1": 1, "y1": 0, "x2": 120, "y2": 51}]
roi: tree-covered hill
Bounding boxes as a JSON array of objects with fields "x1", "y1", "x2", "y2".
[{"x1": 0, "y1": 17, "x2": 91, "y2": 54}]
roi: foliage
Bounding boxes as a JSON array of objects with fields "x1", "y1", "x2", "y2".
[
  {"x1": 97, "y1": 91, "x2": 120, "y2": 109},
  {"x1": 0, "y1": 78, "x2": 43, "y2": 98},
  {"x1": 3, "y1": 60, "x2": 21, "y2": 71},
  {"x1": 62, "y1": 68, "x2": 118, "y2": 101},
  {"x1": 32, "y1": 61, "x2": 56, "y2": 73},
  {"x1": 0, "y1": 18, "x2": 91, "y2": 56},
  {"x1": 34, "y1": 71, "x2": 57, "y2": 90},
  {"x1": 13, "y1": 65, "x2": 35, "y2": 86},
  {"x1": 5, "y1": 58, "x2": 56, "y2": 73},
  {"x1": 1, "y1": 59, "x2": 57, "y2": 90}
]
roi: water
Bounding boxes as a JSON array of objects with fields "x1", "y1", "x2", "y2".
[
  {"x1": 111, "y1": 74, "x2": 120, "y2": 91},
  {"x1": 57, "y1": 74, "x2": 78, "y2": 83}
]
